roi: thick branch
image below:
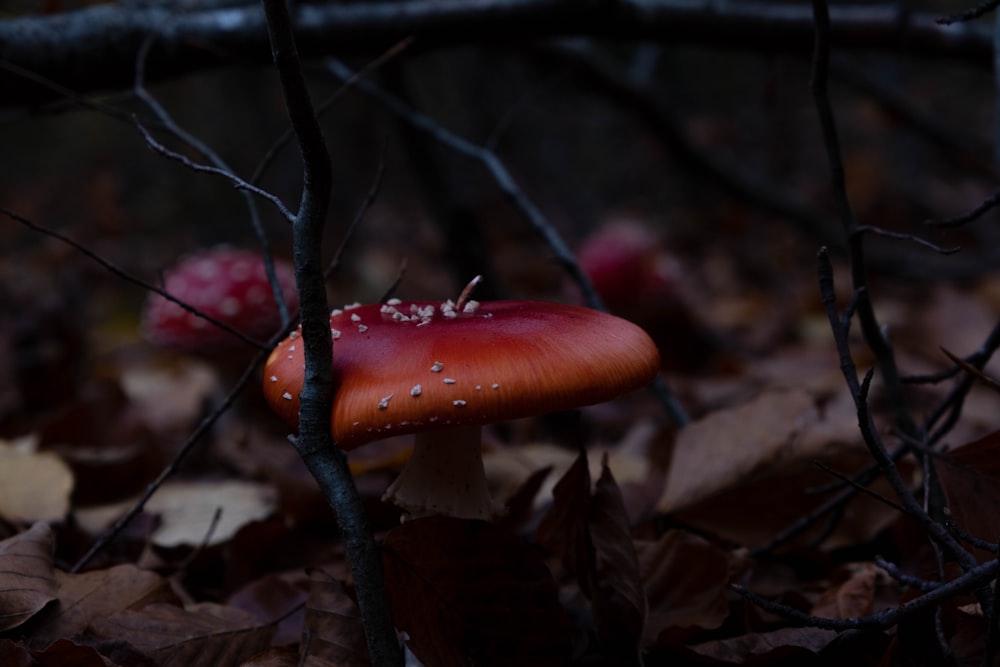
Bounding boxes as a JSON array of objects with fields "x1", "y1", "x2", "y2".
[
  {"x1": 0, "y1": 0, "x2": 991, "y2": 108},
  {"x1": 261, "y1": 0, "x2": 402, "y2": 664}
]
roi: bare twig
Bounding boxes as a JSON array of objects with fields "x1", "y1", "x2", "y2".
[
  {"x1": 1, "y1": 1, "x2": 994, "y2": 109},
  {"x1": 325, "y1": 151, "x2": 386, "y2": 281},
  {"x1": 810, "y1": 0, "x2": 918, "y2": 439},
  {"x1": 132, "y1": 118, "x2": 296, "y2": 224},
  {"x1": 854, "y1": 225, "x2": 960, "y2": 255},
  {"x1": 938, "y1": 0, "x2": 1000, "y2": 25},
  {"x1": 134, "y1": 27, "x2": 292, "y2": 325},
  {"x1": 260, "y1": 0, "x2": 402, "y2": 664},
  {"x1": 251, "y1": 38, "x2": 412, "y2": 188},
  {"x1": 73, "y1": 347, "x2": 269, "y2": 571},
  {"x1": 926, "y1": 189, "x2": 1000, "y2": 227},
  {"x1": 1, "y1": 206, "x2": 268, "y2": 351},
  {"x1": 818, "y1": 248, "x2": 988, "y2": 610},
  {"x1": 734, "y1": 556, "x2": 999, "y2": 631},
  {"x1": 322, "y1": 57, "x2": 690, "y2": 428}
]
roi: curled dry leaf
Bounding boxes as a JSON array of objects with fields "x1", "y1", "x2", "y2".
[
  {"x1": 383, "y1": 516, "x2": 571, "y2": 667},
  {"x1": 0, "y1": 437, "x2": 73, "y2": 523},
  {"x1": 76, "y1": 479, "x2": 277, "y2": 548},
  {"x1": 536, "y1": 451, "x2": 648, "y2": 661},
  {"x1": 638, "y1": 530, "x2": 746, "y2": 647},
  {"x1": 32, "y1": 564, "x2": 176, "y2": 645},
  {"x1": 935, "y1": 428, "x2": 1000, "y2": 561},
  {"x1": 810, "y1": 563, "x2": 893, "y2": 620},
  {"x1": 0, "y1": 522, "x2": 57, "y2": 632},
  {"x1": 301, "y1": 568, "x2": 369, "y2": 667},
  {"x1": 655, "y1": 386, "x2": 900, "y2": 548},
  {"x1": 89, "y1": 601, "x2": 274, "y2": 667}
]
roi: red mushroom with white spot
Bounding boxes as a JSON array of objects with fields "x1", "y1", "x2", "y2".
[
  {"x1": 262, "y1": 297, "x2": 660, "y2": 521},
  {"x1": 577, "y1": 220, "x2": 722, "y2": 373},
  {"x1": 142, "y1": 246, "x2": 298, "y2": 352}
]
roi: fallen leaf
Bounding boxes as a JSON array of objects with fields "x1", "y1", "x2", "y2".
[
  {"x1": 810, "y1": 563, "x2": 889, "y2": 620},
  {"x1": 0, "y1": 437, "x2": 73, "y2": 523},
  {"x1": 32, "y1": 564, "x2": 176, "y2": 644},
  {"x1": 638, "y1": 530, "x2": 744, "y2": 646},
  {"x1": 657, "y1": 388, "x2": 855, "y2": 513},
  {"x1": 684, "y1": 626, "x2": 840, "y2": 664},
  {"x1": 301, "y1": 568, "x2": 369, "y2": 666},
  {"x1": 936, "y1": 429, "x2": 1000, "y2": 561},
  {"x1": 89, "y1": 601, "x2": 274, "y2": 667},
  {"x1": 383, "y1": 516, "x2": 571, "y2": 667},
  {"x1": 536, "y1": 451, "x2": 648, "y2": 661},
  {"x1": 0, "y1": 523, "x2": 57, "y2": 631},
  {"x1": 24, "y1": 638, "x2": 117, "y2": 667},
  {"x1": 228, "y1": 571, "x2": 310, "y2": 647},
  {"x1": 76, "y1": 480, "x2": 277, "y2": 548}
]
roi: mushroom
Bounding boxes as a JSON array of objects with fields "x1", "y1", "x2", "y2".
[
  {"x1": 142, "y1": 246, "x2": 298, "y2": 352},
  {"x1": 262, "y1": 298, "x2": 659, "y2": 520},
  {"x1": 577, "y1": 220, "x2": 722, "y2": 373}
]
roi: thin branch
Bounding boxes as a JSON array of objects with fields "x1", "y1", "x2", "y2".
[
  {"x1": 1, "y1": 1, "x2": 993, "y2": 109},
  {"x1": 925, "y1": 188, "x2": 1000, "y2": 227},
  {"x1": 250, "y1": 37, "x2": 413, "y2": 188},
  {"x1": 325, "y1": 148, "x2": 386, "y2": 281},
  {"x1": 73, "y1": 347, "x2": 269, "y2": 571},
  {"x1": 322, "y1": 57, "x2": 690, "y2": 428},
  {"x1": 1, "y1": 206, "x2": 268, "y2": 351},
  {"x1": 874, "y1": 556, "x2": 941, "y2": 592},
  {"x1": 811, "y1": 0, "x2": 918, "y2": 439},
  {"x1": 818, "y1": 248, "x2": 987, "y2": 610},
  {"x1": 133, "y1": 28, "x2": 292, "y2": 325},
  {"x1": 322, "y1": 58, "x2": 601, "y2": 310},
  {"x1": 938, "y1": 0, "x2": 1000, "y2": 25},
  {"x1": 260, "y1": 0, "x2": 402, "y2": 664},
  {"x1": 855, "y1": 225, "x2": 960, "y2": 255},
  {"x1": 735, "y1": 557, "x2": 998, "y2": 631},
  {"x1": 132, "y1": 118, "x2": 296, "y2": 224}
]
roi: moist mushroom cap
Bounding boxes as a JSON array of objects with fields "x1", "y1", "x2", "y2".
[
  {"x1": 142, "y1": 247, "x2": 298, "y2": 351},
  {"x1": 263, "y1": 300, "x2": 660, "y2": 449}
]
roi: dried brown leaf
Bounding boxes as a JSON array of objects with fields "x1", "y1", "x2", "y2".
[
  {"x1": 537, "y1": 452, "x2": 648, "y2": 660},
  {"x1": 0, "y1": 522, "x2": 57, "y2": 632},
  {"x1": 657, "y1": 388, "x2": 844, "y2": 513},
  {"x1": 301, "y1": 568, "x2": 369, "y2": 667},
  {"x1": 935, "y1": 429, "x2": 1000, "y2": 561},
  {"x1": 686, "y1": 626, "x2": 839, "y2": 664},
  {"x1": 0, "y1": 439, "x2": 73, "y2": 523},
  {"x1": 810, "y1": 563, "x2": 886, "y2": 620},
  {"x1": 638, "y1": 530, "x2": 742, "y2": 646},
  {"x1": 0, "y1": 638, "x2": 38, "y2": 667},
  {"x1": 383, "y1": 516, "x2": 571, "y2": 667},
  {"x1": 589, "y1": 459, "x2": 647, "y2": 659},
  {"x1": 227, "y1": 571, "x2": 309, "y2": 647},
  {"x1": 89, "y1": 601, "x2": 274, "y2": 667},
  {"x1": 32, "y1": 564, "x2": 176, "y2": 644},
  {"x1": 26, "y1": 638, "x2": 118, "y2": 667}
]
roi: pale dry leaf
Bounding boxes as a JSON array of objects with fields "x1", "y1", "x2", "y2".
[
  {"x1": 0, "y1": 522, "x2": 57, "y2": 631},
  {"x1": 0, "y1": 438, "x2": 73, "y2": 523},
  {"x1": 146, "y1": 479, "x2": 276, "y2": 548},
  {"x1": 32, "y1": 564, "x2": 176, "y2": 643},
  {"x1": 119, "y1": 355, "x2": 220, "y2": 434},
  {"x1": 90, "y1": 601, "x2": 274, "y2": 667},
  {"x1": 656, "y1": 387, "x2": 859, "y2": 514}
]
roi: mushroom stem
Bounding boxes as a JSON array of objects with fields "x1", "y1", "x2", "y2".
[{"x1": 382, "y1": 424, "x2": 500, "y2": 521}]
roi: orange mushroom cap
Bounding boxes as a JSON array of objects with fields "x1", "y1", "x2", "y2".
[{"x1": 263, "y1": 300, "x2": 660, "y2": 449}]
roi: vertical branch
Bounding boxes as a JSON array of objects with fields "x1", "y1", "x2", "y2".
[
  {"x1": 260, "y1": 2, "x2": 403, "y2": 665},
  {"x1": 810, "y1": 0, "x2": 918, "y2": 438}
]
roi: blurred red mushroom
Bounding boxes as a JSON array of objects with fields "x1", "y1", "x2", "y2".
[
  {"x1": 577, "y1": 220, "x2": 720, "y2": 373},
  {"x1": 263, "y1": 298, "x2": 659, "y2": 520},
  {"x1": 142, "y1": 246, "x2": 298, "y2": 353}
]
